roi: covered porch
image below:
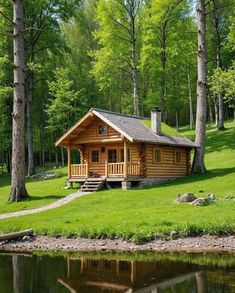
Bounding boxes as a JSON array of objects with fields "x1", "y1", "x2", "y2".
[{"x1": 67, "y1": 140, "x2": 143, "y2": 182}]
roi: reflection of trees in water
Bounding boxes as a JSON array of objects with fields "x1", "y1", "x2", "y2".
[
  {"x1": 12, "y1": 255, "x2": 34, "y2": 293},
  {"x1": 1, "y1": 253, "x2": 233, "y2": 293}
]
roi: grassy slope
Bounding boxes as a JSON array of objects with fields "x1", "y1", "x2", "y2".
[
  {"x1": 143, "y1": 120, "x2": 182, "y2": 136},
  {"x1": 0, "y1": 168, "x2": 72, "y2": 214},
  {"x1": 0, "y1": 121, "x2": 234, "y2": 242}
]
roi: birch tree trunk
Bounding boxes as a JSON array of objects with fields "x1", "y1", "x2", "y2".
[
  {"x1": 212, "y1": 0, "x2": 224, "y2": 130},
  {"x1": 192, "y1": 0, "x2": 207, "y2": 174},
  {"x1": 9, "y1": 0, "x2": 28, "y2": 201}
]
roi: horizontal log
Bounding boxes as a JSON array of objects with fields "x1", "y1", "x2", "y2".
[{"x1": 0, "y1": 229, "x2": 33, "y2": 242}]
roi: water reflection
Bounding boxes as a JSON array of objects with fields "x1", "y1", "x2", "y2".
[{"x1": 0, "y1": 252, "x2": 234, "y2": 292}]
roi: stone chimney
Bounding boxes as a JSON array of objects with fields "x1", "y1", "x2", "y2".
[{"x1": 151, "y1": 107, "x2": 161, "y2": 134}]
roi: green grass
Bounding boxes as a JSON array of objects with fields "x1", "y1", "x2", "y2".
[
  {"x1": 143, "y1": 119, "x2": 182, "y2": 136},
  {"x1": 0, "y1": 167, "x2": 73, "y2": 214},
  {"x1": 0, "y1": 121, "x2": 234, "y2": 243}
]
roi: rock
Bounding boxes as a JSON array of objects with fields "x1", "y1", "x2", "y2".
[
  {"x1": 170, "y1": 231, "x2": 177, "y2": 238},
  {"x1": 30, "y1": 172, "x2": 56, "y2": 180},
  {"x1": 191, "y1": 198, "x2": 207, "y2": 206},
  {"x1": 207, "y1": 193, "x2": 215, "y2": 200},
  {"x1": 22, "y1": 235, "x2": 31, "y2": 241},
  {"x1": 225, "y1": 195, "x2": 235, "y2": 200},
  {"x1": 176, "y1": 192, "x2": 197, "y2": 203}
]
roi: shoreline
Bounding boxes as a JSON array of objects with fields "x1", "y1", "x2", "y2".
[{"x1": 0, "y1": 235, "x2": 235, "y2": 254}]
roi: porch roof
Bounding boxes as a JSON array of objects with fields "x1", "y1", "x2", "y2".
[{"x1": 56, "y1": 108, "x2": 198, "y2": 148}]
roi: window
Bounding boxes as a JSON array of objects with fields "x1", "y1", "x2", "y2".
[
  {"x1": 108, "y1": 149, "x2": 117, "y2": 163},
  {"x1": 153, "y1": 148, "x2": 161, "y2": 163},
  {"x1": 175, "y1": 151, "x2": 181, "y2": 163},
  {"x1": 120, "y1": 149, "x2": 130, "y2": 162},
  {"x1": 91, "y1": 150, "x2": 99, "y2": 163},
  {"x1": 98, "y1": 125, "x2": 107, "y2": 135}
]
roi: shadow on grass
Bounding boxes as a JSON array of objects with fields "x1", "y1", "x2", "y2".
[
  {"x1": 28, "y1": 195, "x2": 65, "y2": 202},
  {"x1": 205, "y1": 127, "x2": 235, "y2": 154}
]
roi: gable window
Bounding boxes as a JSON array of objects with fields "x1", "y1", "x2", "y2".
[
  {"x1": 153, "y1": 148, "x2": 161, "y2": 163},
  {"x1": 108, "y1": 149, "x2": 117, "y2": 163},
  {"x1": 91, "y1": 150, "x2": 99, "y2": 163},
  {"x1": 175, "y1": 151, "x2": 181, "y2": 163},
  {"x1": 120, "y1": 149, "x2": 130, "y2": 162},
  {"x1": 98, "y1": 125, "x2": 107, "y2": 135}
]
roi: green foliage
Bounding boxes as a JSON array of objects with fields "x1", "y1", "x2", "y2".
[
  {"x1": 46, "y1": 68, "x2": 86, "y2": 133},
  {"x1": 209, "y1": 62, "x2": 235, "y2": 111}
]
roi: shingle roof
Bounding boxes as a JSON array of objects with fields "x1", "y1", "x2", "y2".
[{"x1": 92, "y1": 108, "x2": 197, "y2": 148}]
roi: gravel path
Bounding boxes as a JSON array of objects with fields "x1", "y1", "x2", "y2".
[{"x1": 0, "y1": 191, "x2": 91, "y2": 220}]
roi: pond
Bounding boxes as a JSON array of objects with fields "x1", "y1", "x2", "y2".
[{"x1": 0, "y1": 251, "x2": 234, "y2": 292}]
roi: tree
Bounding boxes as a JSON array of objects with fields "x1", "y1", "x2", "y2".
[
  {"x1": 23, "y1": 0, "x2": 80, "y2": 176},
  {"x1": 9, "y1": 0, "x2": 28, "y2": 201},
  {"x1": 92, "y1": 0, "x2": 143, "y2": 115},
  {"x1": 46, "y1": 68, "x2": 86, "y2": 135},
  {"x1": 209, "y1": 62, "x2": 235, "y2": 120},
  {"x1": 141, "y1": 0, "x2": 197, "y2": 123},
  {"x1": 192, "y1": 0, "x2": 207, "y2": 174}
]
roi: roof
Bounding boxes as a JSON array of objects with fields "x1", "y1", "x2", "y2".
[{"x1": 56, "y1": 108, "x2": 198, "y2": 148}]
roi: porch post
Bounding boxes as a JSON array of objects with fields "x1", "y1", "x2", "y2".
[
  {"x1": 67, "y1": 146, "x2": 71, "y2": 179},
  {"x1": 124, "y1": 140, "x2": 127, "y2": 178}
]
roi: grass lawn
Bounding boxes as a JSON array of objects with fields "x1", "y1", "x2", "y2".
[
  {"x1": 0, "y1": 120, "x2": 234, "y2": 242},
  {"x1": 0, "y1": 167, "x2": 73, "y2": 214}
]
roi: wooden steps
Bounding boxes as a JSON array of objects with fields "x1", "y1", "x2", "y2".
[{"x1": 81, "y1": 178, "x2": 106, "y2": 192}]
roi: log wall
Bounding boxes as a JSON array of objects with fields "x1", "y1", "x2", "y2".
[{"x1": 145, "y1": 144, "x2": 190, "y2": 177}]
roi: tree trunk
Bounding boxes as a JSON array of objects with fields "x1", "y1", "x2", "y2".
[
  {"x1": 55, "y1": 148, "x2": 58, "y2": 164},
  {"x1": 61, "y1": 147, "x2": 65, "y2": 166},
  {"x1": 9, "y1": 0, "x2": 28, "y2": 201},
  {"x1": 214, "y1": 97, "x2": 218, "y2": 126},
  {"x1": 187, "y1": 69, "x2": 194, "y2": 129},
  {"x1": 175, "y1": 111, "x2": 179, "y2": 130},
  {"x1": 208, "y1": 96, "x2": 213, "y2": 126},
  {"x1": 130, "y1": 6, "x2": 139, "y2": 116},
  {"x1": 192, "y1": 0, "x2": 207, "y2": 174},
  {"x1": 212, "y1": 0, "x2": 224, "y2": 130},
  {"x1": 27, "y1": 68, "x2": 35, "y2": 176},
  {"x1": 160, "y1": 23, "x2": 167, "y2": 121}
]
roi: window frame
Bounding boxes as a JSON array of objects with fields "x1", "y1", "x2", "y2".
[
  {"x1": 90, "y1": 149, "x2": 100, "y2": 163},
  {"x1": 153, "y1": 148, "x2": 162, "y2": 163},
  {"x1": 175, "y1": 150, "x2": 181, "y2": 164},
  {"x1": 97, "y1": 124, "x2": 107, "y2": 135}
]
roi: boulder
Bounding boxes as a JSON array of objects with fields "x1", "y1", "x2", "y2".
[
  {"x1": 191, "y1": 198, "x2": 207, "y2": 206},
  {"x1": 207, "y1": 193, "x2": 216, "y2": 200},
  {"x1": 176, "y1": 192, "x2": 197, "y2": 203}
]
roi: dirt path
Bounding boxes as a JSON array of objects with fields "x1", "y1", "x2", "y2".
[{"x1": 0, "y1": 191, "x2": 91, "y2": 220}]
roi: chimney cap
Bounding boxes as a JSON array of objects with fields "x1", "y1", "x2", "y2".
[{"x1": 151, "y1": 107, "x2": 161, "y2": 113}]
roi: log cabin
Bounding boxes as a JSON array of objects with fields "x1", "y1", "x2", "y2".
[{"x1": 56, "y1": 108, "x2": 197, "y2": 191}]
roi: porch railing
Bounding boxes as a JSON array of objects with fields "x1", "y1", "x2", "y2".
[
  {"x1": 69, "y1": 162, "x2": 141, "y2": 178},
  {"x1": 107, "y1": 162, "x2": 124, "y2": 176},
  {"x1": 70, "y1": 163, "x2": 88, "y2": 178},
  {"x1": 127, "y1": 163, "x2": 140, "y2": 176},
  {"x1": 107, "y1": 162, "x2": 141, "y2": 177}
]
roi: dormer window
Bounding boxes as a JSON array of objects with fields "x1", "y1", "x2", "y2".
[{"x1": 98, "y1": 125, "x2": 107, "y2": 135}]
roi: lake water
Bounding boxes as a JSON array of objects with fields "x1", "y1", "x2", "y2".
[{"x1": 0, "y1": 251, "x2": 234, "y2": 292}]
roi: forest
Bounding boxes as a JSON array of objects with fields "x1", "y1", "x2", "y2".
[{"x1": 0, "y1": 0, "x2": 234, "y2": 178}]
